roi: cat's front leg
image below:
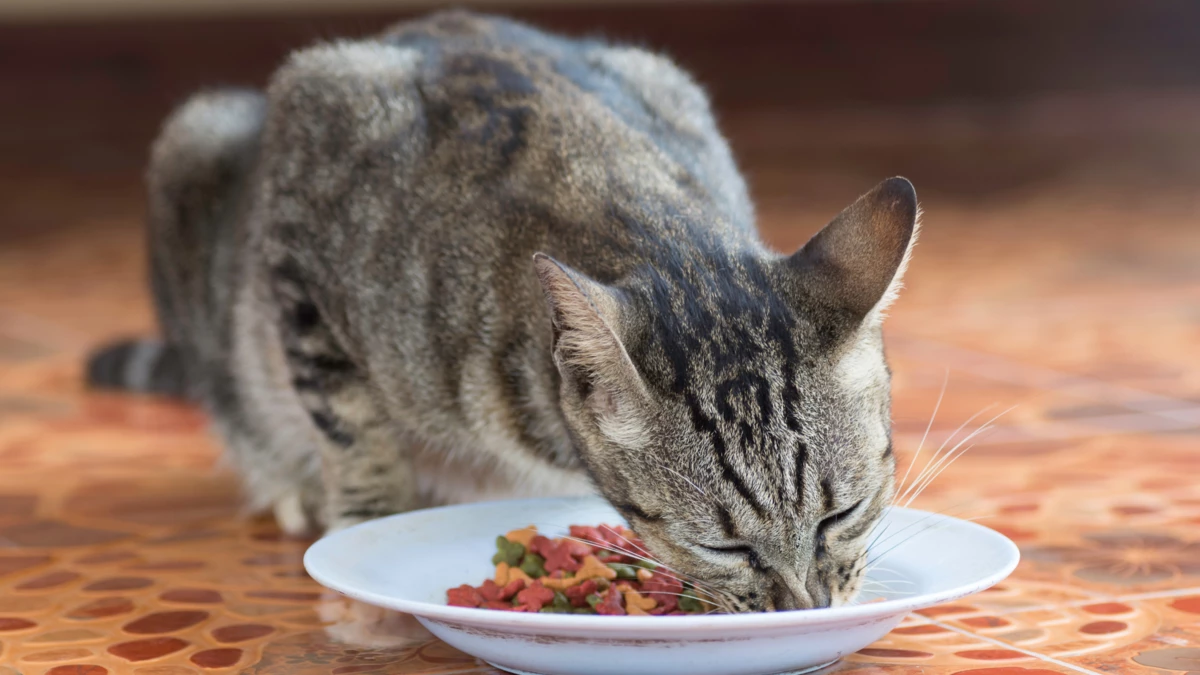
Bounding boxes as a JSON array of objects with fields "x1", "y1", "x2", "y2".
[
  {"x1": 289, "y1": 349, "x2": 420, "y2": 533},
  {"x1": 270, "y1": 265, "x2": 419, "y2": 533},
  {"x1": 311, "y1": 397, "x2": 420, "y2": 533}
]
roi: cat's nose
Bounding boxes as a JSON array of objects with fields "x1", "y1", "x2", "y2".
[
  {"x1": 769, "y1": 571, "x2": 827, "y2": 610},
  {"x1": 805, "y1": 573, "x2": 833, "y2": 609}
]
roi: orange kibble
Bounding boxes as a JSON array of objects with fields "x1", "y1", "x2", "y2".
[
  {"x1": 495, "y1": 562, "x2": 534, "y2": 585},
  {"x1": 540, "y1": 575, "x2": 584, "y2": 591},
  {"x1": 623, "y1": 589, "x2": 657, "y2": 613},
  {"x1": 575, "y1": 555, "x2": 617, "y2": 581},
  {"x1": 505, "y1": 526, "x2": 538, "y2": 548},
  {"x1": 636, "y1": 568, "x2": 653, "y2": 582}
]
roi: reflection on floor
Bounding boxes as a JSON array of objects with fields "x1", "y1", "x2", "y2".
[{"x1": 2, "y1": 3, "x2": 1200, "y2": 674}]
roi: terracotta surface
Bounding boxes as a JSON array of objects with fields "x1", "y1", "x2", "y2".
[{"x1": 3, "y1": 2, "x2": 1200, "y2": 674}]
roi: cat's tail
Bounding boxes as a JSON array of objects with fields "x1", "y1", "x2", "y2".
[{"x1": 85, "y1": 339, "x2": 190, "y2": 398}]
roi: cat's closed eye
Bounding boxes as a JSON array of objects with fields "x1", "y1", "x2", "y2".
[
  {"x1": 817, "y1": 499, "x2": 866, "y2": 535},
  {"x1": 700, "y1": 545, "x2": 764, "y2": 570}
]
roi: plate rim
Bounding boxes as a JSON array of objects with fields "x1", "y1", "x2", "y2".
[{"x1": 303, "y1": 496, "x2": 1019, "y2": 633}]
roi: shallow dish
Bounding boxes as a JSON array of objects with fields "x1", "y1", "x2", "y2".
[{"x1": 304, "y1": 496, "x2": 1018, "y2": 675}]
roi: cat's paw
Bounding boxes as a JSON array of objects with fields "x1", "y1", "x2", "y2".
[{"x1": 272, "y1": 491, "x2": 316, "y2": 537}]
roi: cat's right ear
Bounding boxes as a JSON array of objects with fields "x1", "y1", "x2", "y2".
[
  {"x1": 786, "y1": 177, "x2": 919, "y2": 330},
  {"x1": 532, "y1": 253, "x2": 649, "y2": 445}
]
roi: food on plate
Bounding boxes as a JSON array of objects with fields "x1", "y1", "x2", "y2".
[{"x1": 446, "y1": 524, "x2": 714, "y2": 615}]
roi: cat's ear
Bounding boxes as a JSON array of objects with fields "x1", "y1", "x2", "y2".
[
  {"x1": 787, "y1": 176, "x2": 919, "y2": 327},
  {"x1": 532, "y1": 253, "x2": 649, "y2": 445}
]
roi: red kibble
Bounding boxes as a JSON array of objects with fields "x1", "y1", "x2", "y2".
[
  {"x1": 594, "y1": 585, "x2": 626, "y2": 615},
  {"x1": 641, "y1": 571, "x2": 683, "y2": 613},
  {"x1": 570, "y1": 525, "x2": 605, "y2": 546},
  {"x1": 642, "y1": 571, "x2": 683, "y2": 595},
  {"x1": 478, "y1": 578, "x2": 524, "y2": 602},
  {"x1": 543, "y1": 541, "x2": 582, "y2": 573},
  {"x1": 598, "y1": 524, "x2": 627, "y2": 545},
  {"x1": 516, "y1": 581, "x2": 556, "y2": 612},
  {"x1": 529, "y1": 535, "x2": 555, "y2": 557},
  {"x1": 563, "y1": 539, "x2": 593, "y2": 558},
  {"x1": 566, "y1": 579, "x2": 599, "y2": 607},
  {"x1": 478, "y1": 579, "x2": 501, "y2": 602},
  {"x1": 483, "y1": 600, "x2": 515, "y2": 610},
  {"x1": 447, "y1": 585, "x2": 484, "y2": 608},
  {"x1": 500, "y1": 578, "x2": 526, "y2": 600}
]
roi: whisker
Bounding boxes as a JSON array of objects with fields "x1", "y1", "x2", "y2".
[
  {"x1": 895, "y1": 369, "x2": 949, "y2": 506},
  {"x1": 860, "y1": 573, "x2": 915, "y2": 586},
  {"x1": 896, "y1": 404, "x2": 996, "y2": 506},
  {"x1": 657, "y1": 461, "x2": 708, "y2": 498},
  {"x1": 866, "y1": 513, "x2": 994, "y2": 569},
  {"x1": 871, "y1": 400, "x2": 993, "y2": 554},
  {"x1": 867, "y1": 499, "x2": 988, "y2": 556},
  {"x1": 902, "y1": 405, "x2": 1014, "y2": 509}
]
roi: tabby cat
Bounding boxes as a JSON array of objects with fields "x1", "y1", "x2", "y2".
[{"x1": 87, "y1": 11, "x2": 917, "y2": 611}]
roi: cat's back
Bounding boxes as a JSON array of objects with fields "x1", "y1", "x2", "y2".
[{"x1": 260, "y1": 10, "x2": 751, "y2": 238}]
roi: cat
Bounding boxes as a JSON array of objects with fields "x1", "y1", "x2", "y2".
[{"x1": 87, "y1": 10, "x2": 916, "y2": 611}]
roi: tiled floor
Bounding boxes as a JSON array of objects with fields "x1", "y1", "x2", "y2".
[{"x1": 3, "y1": 5, "x2": 1200, "y2": 674}]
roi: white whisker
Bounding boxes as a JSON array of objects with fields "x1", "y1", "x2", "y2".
[
  {"x1": 896, "y1": 403, "x2": 995, "y2": 506},
  {"x1": 902, "y1": 405, "x2": 1014, "y2": 509},
  {"x1": 867, "y1": 513, "x2": 994, "y2": 569},
  {"x1": 895, "y1": 369, "x2": 948, "y2": 505},
  {"x1": 657, "y1": 461, "x2": 707, "y2": 498}
]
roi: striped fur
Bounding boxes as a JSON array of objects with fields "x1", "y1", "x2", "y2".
[
  {"x1": 86, "y1": 339, "x2": 189, "y2": 397},
  {"x1": 95, "y1": 11, "x2": 917, "y2": 610}
]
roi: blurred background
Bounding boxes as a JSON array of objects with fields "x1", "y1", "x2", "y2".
[{"x1": 2, "y1": 0, "x2": 1199, "y2": 420}]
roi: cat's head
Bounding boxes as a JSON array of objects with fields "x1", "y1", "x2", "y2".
[{"x1": 534, "y1": 177, "x2": 917, "y2": 611}]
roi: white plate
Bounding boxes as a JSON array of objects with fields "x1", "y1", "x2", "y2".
[{"x1": 304, "y1": 497, "x2": 1018, "y2": 675}]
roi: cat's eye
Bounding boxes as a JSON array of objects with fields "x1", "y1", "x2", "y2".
[
  {"x1": 815, "y1": 500, "x2": 862, "y2": 557},
  {"x1": 701, "y1": 545, "x2": 764, "y2": 570},
  {"x1": 817, "y1": 499, "x2": 866, "y2": 535}
]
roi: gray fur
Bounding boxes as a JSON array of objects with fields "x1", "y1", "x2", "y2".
[{"x1": 94, "y1": 11, "x2": 918, "y2": 610}]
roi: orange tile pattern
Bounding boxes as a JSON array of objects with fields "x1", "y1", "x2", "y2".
[{"x1": 3, "y1": 59, "x2": 1200, "y2": 675}]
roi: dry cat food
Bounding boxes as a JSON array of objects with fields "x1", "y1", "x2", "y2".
[{"x1": 446, "y1": 524, "x2": 713, "y2": 615}]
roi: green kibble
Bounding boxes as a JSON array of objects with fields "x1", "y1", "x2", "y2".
[
  {"x1": 634, "y1": 560, "x2": 658, "y2": 570},
  {"x1": 520, "y1": 553, "x2": 546, "y2": 578},
  {"x1": 678, "y1": 590, "x2": 705, "y2": 613},
  {"x1": 491, "y1": 536, "x2": 526, "y2": 566},
  {"x1": 607, "y1": 563, "x2": 639, "y2": 580},
  {"x1": 540, "y1": 604, "x2": 572, "y2": 613},
  {"x1": 585, "y1": 593, "x2": 602, "y2": 608},
  {"x1": 530, "y1": 591, "x2": 572, "y2": 615},
  {"x1": 594, "y1": 578, "x2": 611, "y2": 591},
  {"x1": 541, "y1": 590, "x2": 573, "y2": 613},
  {"x1": 573, "y1": 607, "x2": 596, "y2": 614}
]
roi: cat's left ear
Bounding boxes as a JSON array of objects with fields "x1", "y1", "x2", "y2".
[
  {"x1": 532, "y1": 253, "x2": 650, "y2": 446},
  {"x1": 787, "y1": 176, "x2": 919, "y2": 328}
]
